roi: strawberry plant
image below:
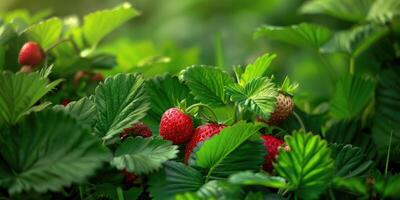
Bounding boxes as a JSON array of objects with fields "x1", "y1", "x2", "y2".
[{"x1": 1, "y1": 1, "x2": 400, "y2": 200}]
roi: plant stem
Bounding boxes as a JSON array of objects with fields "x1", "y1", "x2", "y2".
[
  {"x1": 186, "y1": 103, "x2": 218, "y2": 122},
  {"x1": 385, "y1": 128, "x2": 393, "y2": 176},
  {"x1": 328, "y1": 188, "x2": 336, "y2": 200},
  {"x1": 349, "y1": 56, "x2": 355, "y2": 75},
  {"x1": 79, "y1": 185, "x2": 84, "y2": 200},
  {"x1": 116, "y1": 187, "x2": 124, "y2": 200},
  {"x1": 293, "y1": 111, "x2": 306, "y2": 132}
]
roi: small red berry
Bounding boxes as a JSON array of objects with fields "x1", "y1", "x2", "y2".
[
  {"x1": 18, "y1": 42, "x2": 45, "y2": 66},
  {"x1": 120, "y1": 122, "x2": 152, "y2": 140},
  {"x1": 90, "y1": 72, "x2": 104, "y2": 82},
  {"x1": 184, "y1": 123, "x2": 226, "y2": 163},
  {"x1": 122, "y1": 169, "x2": 138, "y2": 184},
  {"x1": 159, "y1": 108, "x2": 194, "y2": 144},
  {"x1": 73, "y1": 70, "x2": 88, "y2": 84},
  {"x1": 61, "y1": 99, "x2": 71, "y2": 106},
  {"x1": 261, "y1": 135, "x2": 285, "y2": 171}
]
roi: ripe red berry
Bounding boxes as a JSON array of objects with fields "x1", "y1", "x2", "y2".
[
  {"x1": 159, "y1": 108, "x2": 194, "y2": 144},
  {"x1": 122, "y1": 169, "x2": 138, "y2": 184},
  {"x1": 261, "y1": 135, "x2": 285, "y2": 171},
  {"x1": 184, "y1": 123, "x2": 226, "y2": 163},
  {"x1": 61, "y1": 99, "x2": 72, "y2": 106},
  {"x1": 18, "y1": 42, "x2": 45, "y2": 66},
  {"x1": 120, "y1": 122, "x2": 152, "y2": 140}
]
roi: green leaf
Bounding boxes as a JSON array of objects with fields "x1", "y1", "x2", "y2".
[
  {"x1": 332, "y1": 177, "x2": 367, "y2": 195},
  {"x1": 254, "y1": 23, "x2": 332, "y2": 49},
  {"x1": 195, "y1": 122, "x2": 265, "y2": 179},
  {"x1": 226, "y1": 77, "x2": 278, "y2": 119},
  {"x1": 91, "y1": 184, "x2": 142, "y2": 200},
  {"x1": 321, "y1": 25, "x2": 389, "y2": 57},
  {"x1": 330, "y1": 144, "x2": 373, "y2": 178},
  {"x1": 182, "y1": 65, "x2": 234, "y2": 107},
  {"x1": 94, "y1": 73, "x2": 149, "y2": 141},
  {"x1": 196, "y1": 180, "x2": 243, "y2": 200},
  {"x1": 228, "y1": 171, "x2": 288, "y2": 189},
  {"x1": 149, "y1": 161, "x2": 204, "y2": 200},
  {"x1": 244, "y1": 192, "x2": 264, "y2": 200},
  {"x1": 0, "y1": 24, "x2": 17, "y2": 45},
  {"x1": 367, "y1": 0, "x2": 400, "y2": 23},
  {"x1": 0, "y1": 110, "x2": 111, "y2": 194},
  {"x1": 0, "y1": 71, "x2": 61, "y2": 125},
  {"x1": 145, "y1": 74, "x2": 196, "y2": 131},
  {"x1": 300, "y1": 0, "x2": 374, "y2": 22},
  {"x1": 53, "y1": 97, "x2": 97, "y2": 129},
  {"x1": 325, "y1": 120, "x2": 377, "y2": 160},
  {"x1": 83, "y1": 3, "x2": 139, "y2": 47},
  {"x1": 111, "y1": 137, "x2": 178, "y2": 174},
  {"x1": 330, "y1": 75, "x2": 375, "y2": 120},
  {"x1": 275, "y1": 131, "x2": 334, "y2": 200},
  {"x1": 239, "y1": 53, "x2": 276, "y2": 85},
  {"x1": 372, "y1": 68, "x2": 400, "y2": 160},
  {"x1": 375, "y1": 175, "x2": 400, "y2": 198},
  {"x1": 22, "y1": 17, "x2": 62, "y2": 49}
]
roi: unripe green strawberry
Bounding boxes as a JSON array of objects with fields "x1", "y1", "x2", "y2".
[
  {"x1": 184, "y1": 123, "x2": 226, "y2": 163},
  {"x1": 159, "y1": 108, "x2": 194, "y2": 144},
  {"x1": 267, "y1": 93, "x2": 294, "y2": 125},
  {"x1": 18, "y1": 42, "x2": 45, "y2": 66},
  {"x1": 261, "y1": 135, "x2": 285, "y2": 171},
  {"x1": 120, "y1": 122, "x2": 152, "y2": 139}
]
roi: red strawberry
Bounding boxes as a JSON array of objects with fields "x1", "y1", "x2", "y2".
[
  {"x1": 122, "y1": 169, "x2": 138, "y2": 185},
  {"x1": 261, "y1": 135, "x2": 285, "y2": 171},
  {"x1": 120, "y1": 122, "x2": 152, "y2": 140},
  {"x1": 90, "y1": 72, "x2": 104, "y2": 82},
  {"x1": 18, "y1": 42, "x2": 45, "y2": 66},
  {"x1": 184, "y1": 123, "x2": 226, "y2": 163},
  {"x1": 159, "y1": 108, "x2": 194, "y2": 144},
  {"x1": 61, "y1": 99, "x2": 72, "y2": 106}
]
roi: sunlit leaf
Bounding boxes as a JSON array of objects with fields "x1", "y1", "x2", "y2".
[
  {"x1": 240, "y1": 53, "x2": 276, "y2": 85},
  {"x1": 83, "y1": 3, "x2": 139, "y2": 47},
  {"x1": 22, "y1": 17, "x2": 62, "y2": 49},
  {"x1": 228, "y1": 171, "x2": 288, "y2": 189},
  {"x1": 255, "y1": 23, "x2": 332, "y2": 49},
  {"x1": 195, "y1": 122, "x2": 265, "y2": 179},
  {"x1": 226, "y1": 77, "x2": 278, "y2": 119},
  {"x1": 275, "y1": 131, "x2": 334, "y2": 200},
  {"x1": 182, "y1": 65, "x2": 234, "y2": 107},
  {"x1": 300, "y1": 0, "x2": 374, "y2": 22}
]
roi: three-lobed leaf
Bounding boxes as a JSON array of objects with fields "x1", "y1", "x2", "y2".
[
  {"x1": 275, "y1": 131, "x2": 334, "y2": 200},
  {"x1": 94, "y1": 73, "x2": 150, "y2": 141},
  {"x1": 111, "y1": 137, "x2": 178, "y2": 174},
  {"x1": 226, "y1": 77, "x2": 278, "y2": 119},
  {"x1": 239, "y1": 53, "x2": 276, "y2": 85},
  {"x1": 0, "y1": 110, "x2": 111, "y2": 194},
  {"x1": 182, "y1": 65, "x2": 234, "y2": 107}
]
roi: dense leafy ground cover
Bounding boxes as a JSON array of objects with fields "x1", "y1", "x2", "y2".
[{"x1": 0, "y1": 0, "x2": 400, "y2": 199}]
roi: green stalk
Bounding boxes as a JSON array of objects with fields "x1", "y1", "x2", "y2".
[
  {"x1": 385, "y1": 129, "x2": 393, "y2": 176},
  {"x1": 293, "y1": 111, "x2": 306, "y2": 132}
]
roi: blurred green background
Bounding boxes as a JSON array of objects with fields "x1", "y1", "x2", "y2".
[{"x1": 1, "y1": 0, "x2": 350, "y2": 110}]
